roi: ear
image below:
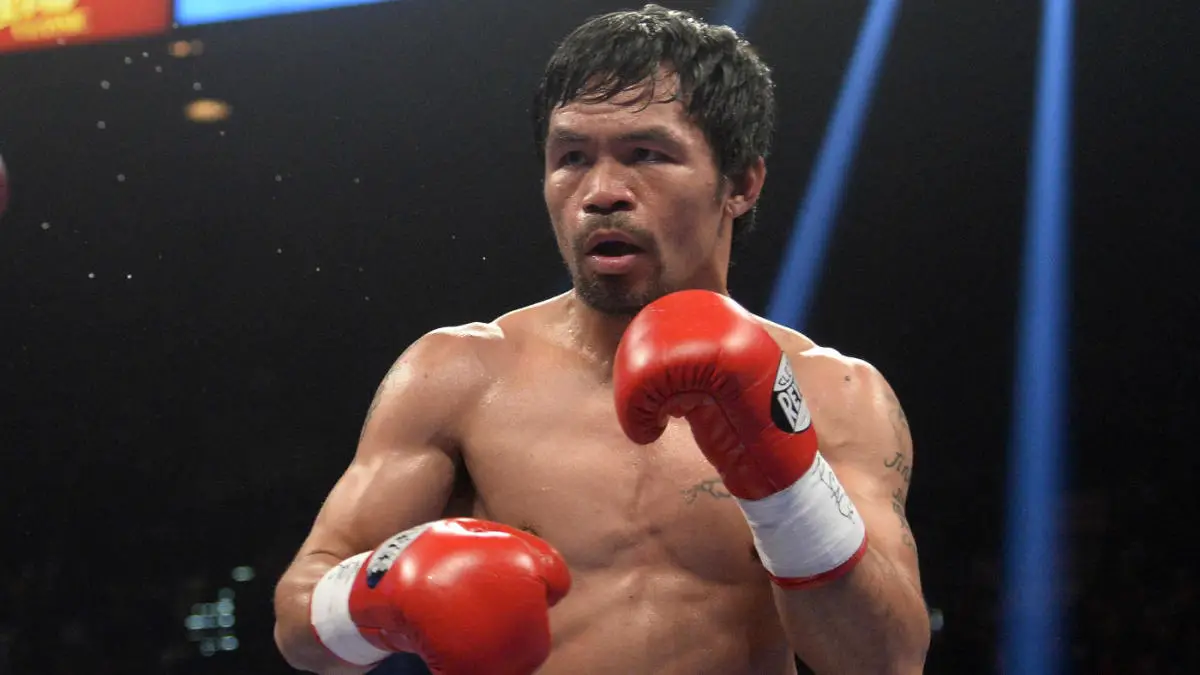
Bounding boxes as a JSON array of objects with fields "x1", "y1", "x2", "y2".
[{"x1": 724, "y1": 156, "x2": 767, "y2": 220}]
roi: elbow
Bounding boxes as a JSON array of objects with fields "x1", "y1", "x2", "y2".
[
  {"x1": 890, "y1": 607, "x2": 931, "y2": 675},
  {"x1": 275, "y1": 619, "x2": 370, "y2": 675},
  {"x1": 274, "y1": 615, "x2": 320, "y2": 673},
  {"x1": 274, "y1": 621, "x2": 305, "y2": 672},
  {"x1": 891, "y1": 571, "x2": 933, "y2": 674},
  {"x1": 871, "y1": 643, "x2": 927, "y2": 675},
  {"x1": 866, "y1": 589, "x2": 930, "y2": 675},
  {"x1": 273, "y1": 577, "x2": 320, "y2": 673},
  {"x1": 890, "y1": 646, "x2": 929, "y2": 675}
]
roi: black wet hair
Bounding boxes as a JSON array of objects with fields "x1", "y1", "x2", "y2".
[{"x1": 533, "y1": 4, "x2": 776, "y2": 242}]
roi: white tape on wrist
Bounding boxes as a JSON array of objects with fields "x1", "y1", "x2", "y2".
[
  {"x1": 737, "y1": 452, "x2": 867, "y2": 583},
  {"x1": 310, "y1": 552, "x2": 392, "y2": 666}
]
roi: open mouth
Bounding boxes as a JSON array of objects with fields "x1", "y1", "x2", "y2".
[{"x1": 589, "y1": 240, "x2": 644, "y2": 257}]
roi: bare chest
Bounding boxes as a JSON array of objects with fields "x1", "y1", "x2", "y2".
[{"x1": 459, "y1": 372, "x2": 763, "y2": 583}]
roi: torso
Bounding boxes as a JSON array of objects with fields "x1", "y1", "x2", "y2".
[{"x1": 447, "y1": 297, "x2": 803, "y2": 675}]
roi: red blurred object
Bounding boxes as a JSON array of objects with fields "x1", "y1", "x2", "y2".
[
  {"x1": 0, "y1": 0, "x2": 170, "y2": 54},
  {"x1": 0, "y1": 153, "x2": 8, "y2": 219}
]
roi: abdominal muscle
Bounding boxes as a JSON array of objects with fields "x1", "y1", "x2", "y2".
[{"x1": 536, "y1": 564, "x2": 798, "y2": 675}]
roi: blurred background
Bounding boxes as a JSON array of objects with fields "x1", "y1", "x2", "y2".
[{"x1": 0, "y1": 0, "x2": 1196, "y2": 673}]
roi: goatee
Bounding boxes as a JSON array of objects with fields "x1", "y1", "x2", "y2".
[
  {"x1": 572, "y1": 274, "x2": 668, "y2": 317},
  {"x1": 567, "y1": 214, "x2": 668, "y2": 316}
]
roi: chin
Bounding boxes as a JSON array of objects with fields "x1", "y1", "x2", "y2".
[{"x1": 573, "y1": 273, "x2": 673, "y2": 317}]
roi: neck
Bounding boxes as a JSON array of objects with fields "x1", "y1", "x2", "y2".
[
  {"x1": 564, "y1": 292, "x2": 634, "y2": 369},
  {"x1": 562, "y1": 273, "x2": 731, "y2": 376}
]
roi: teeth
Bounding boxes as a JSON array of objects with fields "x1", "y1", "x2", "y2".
[{"x1": 593, "y1": 241, "x2": 638, "y2": 256}]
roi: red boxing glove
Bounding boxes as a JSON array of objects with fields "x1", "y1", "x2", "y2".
[
  {"x1": 614, "y1": 290, "x2": 867, "y2": 588},
  {"x1": 310, "y1": 518, "x2": 571, "y2": 675}
]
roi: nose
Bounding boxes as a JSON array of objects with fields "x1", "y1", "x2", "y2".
[{"x1": 582, "y1": 159, "x2": 634, "y2": 216}]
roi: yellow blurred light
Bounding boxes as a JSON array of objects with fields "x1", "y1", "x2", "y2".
[
  {"x1": 168, "y1": 39, "x2": 204, "y2": 58},
  {"x1": 185, "y1": 99, "x2": 232, "y2": 123}
]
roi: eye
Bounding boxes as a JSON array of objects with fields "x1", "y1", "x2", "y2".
[
  {"x1": 633, "y1": 147, "x2": 668, "y2": 163},
  {"x1": 560, "y1": 150, "x2": 587, "y2": 167}
]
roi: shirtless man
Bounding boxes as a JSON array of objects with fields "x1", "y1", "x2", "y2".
[{"x1": 273, "y1": 5, "x2": 930, "y2": 674}]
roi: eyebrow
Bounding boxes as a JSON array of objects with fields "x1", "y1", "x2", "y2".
[{"x1": 547, "y1": 126, "x2": 685, "y2": 149}]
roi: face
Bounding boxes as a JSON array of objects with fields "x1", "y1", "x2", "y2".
[{"x1": 543, "y1": 75, "x2": 752, "y2": 316}]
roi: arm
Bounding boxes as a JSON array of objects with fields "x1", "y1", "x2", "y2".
[
  {"x1": 273, "y1": 326, "x2": 493, "y2": 674},
  {"x1": 610, "y1": 291, "x2": 930, "y2": 674},
  {"x1": 776, "y1": 353, "x2": 930, "y2": 674}
]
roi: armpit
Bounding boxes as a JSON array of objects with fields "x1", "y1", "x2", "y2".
[{"x1": 441, "y1": 463, "x2": 477, "y2": 518}]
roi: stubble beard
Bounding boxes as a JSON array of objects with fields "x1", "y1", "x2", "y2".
[
  {"x1": 565, "y1": 215, "x2": 672, "y2": 317},
  {"x1": 572, "y1": 270, "x2": 671, "y2": 317}
]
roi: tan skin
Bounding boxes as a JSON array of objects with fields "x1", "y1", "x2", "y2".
[{"x1": 274, "y1": 78, "x2": 929, "y2": 674}]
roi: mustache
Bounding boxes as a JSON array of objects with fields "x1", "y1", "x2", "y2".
[{"x1": 571, "y1": 214, "x2": 657, "y2": 255}]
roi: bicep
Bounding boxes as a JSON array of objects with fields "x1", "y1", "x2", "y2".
[
  {"x1": 297, "y1": 329, "x2": 490, "y2": 559},
  {"x1": 813, "y1": 357, "x2": 922, "y2": 591},
  {"x1": 839, "y1": 467, "x2": 921, "y2": 593},
  {"x1": 301, "y1": 444, "x2": 460, "y2": 559}
]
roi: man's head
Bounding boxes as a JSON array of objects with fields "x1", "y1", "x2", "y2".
[{"x1": 534, "y1": 4, "x2": 775, "y2": 316}]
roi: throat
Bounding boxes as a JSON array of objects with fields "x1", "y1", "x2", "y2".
[{"x1": 562, "y1": 293, "x2": 635, "y2": 376}]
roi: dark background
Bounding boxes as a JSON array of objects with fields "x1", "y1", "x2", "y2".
[{"x1": 1, "y1": 0, "x2": 1196, "y2": 673}]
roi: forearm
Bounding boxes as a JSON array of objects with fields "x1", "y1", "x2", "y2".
[
  {"x1": 274, "y1": 553, "x2": 375, "y2": 675},
  {"x1": 775, "y1": 545, "x2": 929, "y2": 675}
]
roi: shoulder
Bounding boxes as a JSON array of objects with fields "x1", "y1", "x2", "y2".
[
  {"x1": 400, "y1": 321, "x2": 506, "y2": 379},
  {"x1": 404, "y1": 292, "x2": 570, "y2": 369},
  {"x1": 758, "y1": 319, "x2": 908, "y2": 462},
  {"x1": 369, "y1": 322, "x2": 504, "y2": 428},
  {"x1": 385, "y1": 294, "x2": 564, "y2": 399},
  {"x1": 758, "y1": 319, "x2": 880, "y2": 390},
  {"x1": 758, "y1": 318, "x2": 882, "y2": 383}
]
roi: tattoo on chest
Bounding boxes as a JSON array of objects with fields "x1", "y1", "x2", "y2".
[{"x1": 681, "y1": 478, "x2": 733, "y2": 504}]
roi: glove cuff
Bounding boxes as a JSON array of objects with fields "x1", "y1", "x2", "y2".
[
  {"x1": 309, "y1": 552, "x2": 392, "y2": 667},
  {"x1": 736, "y1": 452, "x2": 868, "y2": 588}
]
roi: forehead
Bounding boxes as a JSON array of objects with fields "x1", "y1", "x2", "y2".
[{"x1": 547, "y1": 76, "x2": 700, "y2": 139}]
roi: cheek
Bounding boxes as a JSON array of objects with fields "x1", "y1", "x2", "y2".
[
  {"x1": 544, "y1": 171, "x2": 578, "y2": 207},
  {"x1": 663, "y1": 194, "x2": 721, "y2": 252},
  {"x1": 543, "y1": 180, "x2": 569, "y2": 237},
  {"x1": 547, "y1": 179, "x2": 580, "y2": 221},
  {"x1": 548, "y1": 213, "x2": 571, "y2": 253}
]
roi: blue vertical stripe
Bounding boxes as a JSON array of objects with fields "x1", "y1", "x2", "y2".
[
  {"x1": 766, "y1": 0, "x2": 902, "y2": 330},
  {"x1": 711, "y1": 0, "x2": 763, "y2": 33},
  {"x1": 1003, "y1": 2, "x2": 1073, "y2": 674}
]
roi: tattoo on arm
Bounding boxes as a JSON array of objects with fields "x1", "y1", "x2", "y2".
[
  {"x1": 359, "y1": 390, "x2": 384, "y2": 441},
  {"x1": 884, "y1": 451, "x2": 913, "y2": 488},
  {"x1": 891, "y1": 487, "x2": 918, "y2": 554},
  {"x1": 881, "y1": 388, "x2": 917, "y2": 553},
  {"x1": 885, "y1": 454, "x2": 918, "y2": 554},
  {"x1": 358, "y1": 358, "x2": 408, "y2": 442},
  {"x1": 884, "y1": 388, "x2": 911, "y2": 453},
  {"x1": 681, "y1": 478, "x2": 732, "y2": 504}
]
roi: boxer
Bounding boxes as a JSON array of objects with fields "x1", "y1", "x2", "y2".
[{"x1": 274, "y1": 5, "x2": 930, "y2": 674}]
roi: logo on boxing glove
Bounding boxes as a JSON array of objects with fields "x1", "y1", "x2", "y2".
[
  {"x1": 770, "y1": 355, "x2": 812, "y2": 434},
  {"x1": 365, "y1": 523, "x2": 433, "y2": 589}
]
